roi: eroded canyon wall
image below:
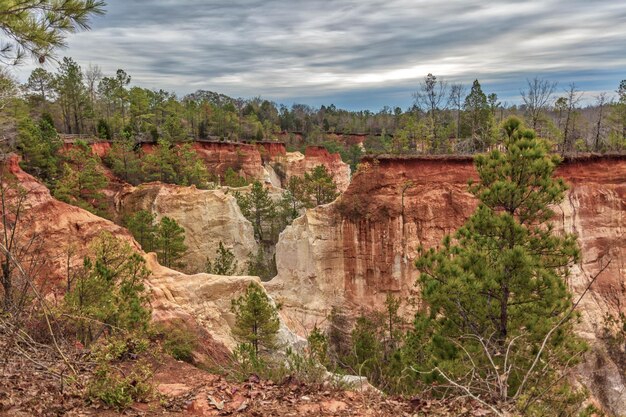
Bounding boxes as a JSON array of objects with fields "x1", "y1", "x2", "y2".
[
  {"x1": 0, "y1": 155, "x2": 290, "y2": 363},
  {"x1": 114, "y1": 182, "x2": 258, "y2": 274},
  {"x1": 267, "y1": 154, "x2": 626, "y2": 412},
  {"x1": 267, "y1": 157, "x2": 479, "y2": 331},
  {"x1": 137, "y1": 141, "x2": 350, "y2": 190},
  {"x1": 276, "y1": 146, "x2": 351, "y2": 192}
]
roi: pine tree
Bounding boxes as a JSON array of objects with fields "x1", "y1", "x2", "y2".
[
  {"x1": 105, "y1": 137, "x2": 142, "y2": 185},
  {"x1": 54, "y1": 140, "x2": 108, "y2": 214},
  {"x1": 303, "y1": 165, "x2": 338, "y2": 205},
  {"x1": 0, "y1": 1, "x2": 105, "y2": 65},
  {"x1": 231, "y1": 282, "x2": 280, "y2": 355},
  {"x1": 141, "y1": 139, "x2": 177, "y2": 183},
  {"x1": 235, "y1": 181, "x2": 275, "y2": 242},
  {"x1": 125, "y1": 210, "x2": 157, "y2": 252},
  {"x1": 64, "y1": 231, "x2": 150, "y2": 345},
  {"x1": 17, "y1": 116, "x2": 62, "y2": 187},
  {"x1": 176, "y1": 143, "x2": 210, "y2": 188},
  {"x1": 462, "y1": 79, "x2": 496, "y2": 152},
  {"x1": 155, "y1": 216, "x2": 187, "y2": 268},
  {"x1": 412, "y1": 118, "x2": 583, "y2": 413},
  {"x1": 205, "y1": 241, "x2": 238, "y2": 275},
  {"x1": 245, "y1": 247, "x2": 277, "y2": 281},
  {"x1": 223, "y1": 167, "x2": 248, "y2": 187}
]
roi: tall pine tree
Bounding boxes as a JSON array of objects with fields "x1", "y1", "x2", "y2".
[{"x1": 412, "y1": 118, "x2": 583, "y2": 414}]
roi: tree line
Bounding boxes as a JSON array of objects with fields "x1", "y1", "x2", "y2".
[{"x1": 2, "y1": 61, "x2": 624, "y2": 168}]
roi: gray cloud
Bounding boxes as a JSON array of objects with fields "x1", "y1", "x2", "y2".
[{"x1": 15, "y1": 0, "x2": 626, "y2": 109}]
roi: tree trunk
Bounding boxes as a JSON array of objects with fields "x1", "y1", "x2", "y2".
[{"x1": 2, "y1": 261, "x2": 11, "y2": 311}]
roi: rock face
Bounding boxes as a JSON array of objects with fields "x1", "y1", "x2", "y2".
[
  {"x1": 189, "y1": 142, "x2": 268, "y2": 181},
  {"x1": 115, "y1": 182, "x2": 258, "y2": 274},
  {"x1": 1, "y1": 154, "x2": 139, "y2": 292},
  {"x1": 0, "y1": 155, "x2": 287, "y2": 362},
  {"x1": 267, "y1": 157, "x2": 477, "y2": 332},
  {"x1": 137, "y1": 141, "x2": 351, "y2": 191},
  {"x1": 267, "y1": 155, "x2": 626, "y2": 413},
  {"x1": 277, "y1": 146, "x2": 352, "y2": 193}
]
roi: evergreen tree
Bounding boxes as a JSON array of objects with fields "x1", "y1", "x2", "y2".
[
  {"x1": 26, "y1": 68, "x2": 55, "y2": 107},
  {"x1": 17, "y1": 116, "x2": 62, "y2": 187},
  {"x1": 141, "y1": 138, "x2": 177, "y2": 183},
  {"x1": 231, "y1": 282, "x2": 280, "y2": 355},
  {"x1": 54, "y1": 57, "x2": 90, "y2": 134},
  {"x1": 105, "y1": 137, "x2": 142, "y2": 184},
  {"x1": 125, "y1": 210, "x2": 157, "y2": 252},
  {"x1": 412, "y1": 119, "x2": 583, "y2": 413},
  {"x1": 0, "y1": 0, "x2": 105, "y2": 65},
  {"x1": 223, "y1": 167, "x2": 248, "y2": 187},
  {"x1": 245, "y1": 247, "x2": 277, "y2": 282},
  {"x1": 462, "y1": 79, "x2": 495, "y2": 152},
  {"x1": 96, "y1": 119, "x2": 112, "y2": 139},
  {"x1": 235, "y1": 181, "x2": 275, "y2": 242},
  {"x1": 303, "y1": 165, "x2": 338, "y2": 205},
  {"x1": 176, "y1": 143, "x2": 210, "y2": 188},
  {"x1": 155, "y1": 216, "x2": 187, "y2": 268},
  {"x1": 64, "y1": 231, "x2": 150, "y2": 345},
  {"x1": 54, "y1": 140, "x2": 108, "y2": 214},
  {"x1": 205, "y1": 241, "x2": 238, "y2": 275}
]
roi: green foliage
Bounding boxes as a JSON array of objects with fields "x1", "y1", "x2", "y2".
[
  {"x1": 155, "y1": 216, "x2": 187, "y2": 268},
  {"x1": 231, "y1": 342, "x2": 268, "y2": 378},
  {"x1": 17, "y1": 116, "x2": 61, "y2": 187},
  {"x1": 245, "y1": 247, "x2": 276, "y2": 281},
  {"x1": 235, "y1": 181, "x2": 276, "y2": 242},
  {"x1": 335, "y1": 300, "x2": 410, "y2": 394},
  {"x1": 97, "y1": 119, "x2": 112, "y2": 139},
  {"x1": 155, "y1": 323, "x2": 198, "y2": 363},
  {"x1": 176, "y1": 143, "x2": 210, "y2": 188},
  {"x1": 223, "y1": 167, "x2": 248, "y2": 187},
  {"x1": 307, "y1": 326, "x2": 329, "y2": 366},
  {"x1": 125, "y1": 212, "x2": 187, "y2": 269},
  {"x1": 205, "y1": 241, "x2": 238, "y2": 275},
  {"x1": 412, "y1": 122, "x2": 585, "y2": 413},
  {"x1": 55, "y1": 57, "x2": 92, "y2": 134},
  {"x1": 64, "y1": 232, "x2": 151, "y2": 346},
  {"x1": 88, "y1": 359, "x2": 152, "y2": 410},
  {"x1": 0, "y1": 1, "x2": 105, "y2": 65},
  {"x1": 141, "y1": 139, "x2": 177, "y2": 183},
  {"x1": 53, "y1": 140, "x2": 108, "y2": 214},
  {"x1": 349, "y1": 314, "x2": 384, "y2": 375},
  {"x1": 124, "y1": 210, "x2": 157, "y2": 252},
  {"x1": 462, "y1": 79, "x2": 496, "y2": 151},
  {"x1": 141, "y1": 139, "x2": 209, "y2": 188},
  {"x1": 231, "y1": 282, "x2": 280, "y2": 355},
  {"x1": 303, "y1": 164, "x2": 338, "y2": 205},
  {"x1": 91, "y1": 334, "x2": 150, "y2": 362},
  {"x1": 105, "y1": 138, "x2": 142, "y2": 184}
]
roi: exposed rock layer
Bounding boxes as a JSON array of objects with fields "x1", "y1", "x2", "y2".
[
  {"x1": 0, "y1": 156, "x2": 276, "y2": 362},
  {"x1": 268, "y1": 154, "x2": 626, "y2": 413},
  {"x1": 275, "y1": 146, "x2": 351, "y2": 192},
  {"x1": 114, "y1": 182, "x2": 258, "y2": 274},
  {"x1": 136, "y1": 141, "x2": 350, "y2": 190}
]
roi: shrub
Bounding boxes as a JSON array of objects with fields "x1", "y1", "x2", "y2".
[{"x1": 161, "y1": 325, "x2": 197, "y2": 363}]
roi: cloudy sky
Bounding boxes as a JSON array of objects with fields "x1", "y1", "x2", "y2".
[{"x1": 20, "y1": 0, "x2": 626, "y2": 110}]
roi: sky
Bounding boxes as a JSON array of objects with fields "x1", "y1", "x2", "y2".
[{"x1": 16, "y1": 0, "x2": 626, "y2": 110}]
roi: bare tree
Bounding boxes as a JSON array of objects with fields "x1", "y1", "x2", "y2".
[
  {"x1": 0, "y1": 163, "x2": 45, "y2": 313},
  {"x1": 560, "y1": 83, "x2": 583, "y2": 153},
  {"x1": 84, "y1": 64, "x2": 102, "y2": 106},
  {"x1": 448, "y1": 83, "x2": 466, "y2": 140},
  {"x1": 521, "y1": 77, "x2": 557, "y2": 131},
  {"x1": 413, "y1": 73, "x2": 448, "y2": 153},
  {"x1": 593, "y1": 93, "x2": 609, "y2": 151}
]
